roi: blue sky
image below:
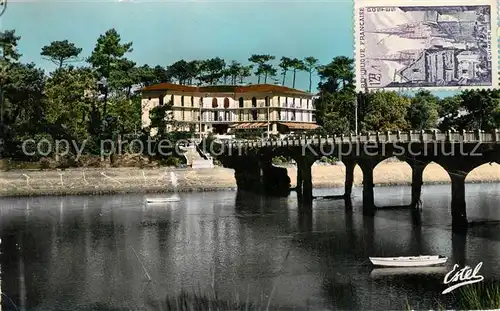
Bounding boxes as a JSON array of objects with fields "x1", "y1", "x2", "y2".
[
  {"x1": 3, "y1": 0, "x2": 355, "y2": 92},
  {"x1": 3, "y1": 0, "x2": 455, "y2": 96}
]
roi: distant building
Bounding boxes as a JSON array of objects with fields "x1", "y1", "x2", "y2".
[{"x1": 140, "y1": 83, "x2": 318, "y2": 136}]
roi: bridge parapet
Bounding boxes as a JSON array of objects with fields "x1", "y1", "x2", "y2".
[{"x1": 220, "y1": 129, "x2": 500, "y2": 149}]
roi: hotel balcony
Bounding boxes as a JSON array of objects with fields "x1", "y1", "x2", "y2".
[{"x1": 201, "y1": 115, "x2": 270, "y2": 123}]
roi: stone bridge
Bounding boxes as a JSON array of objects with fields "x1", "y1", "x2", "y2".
[{"x1": 212, "y1": 129, "x2": 500, "y2": 232}]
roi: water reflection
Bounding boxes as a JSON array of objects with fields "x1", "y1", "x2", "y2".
[
  {"x1": 370, "y1": 267, "x2": 448, "y2": 279},
  {"x1": 1, "y1": 184, "x2": 500, "y2": 310},
  {"x1": 452, "y1": 232, "x2": 467, "y2": 267}
]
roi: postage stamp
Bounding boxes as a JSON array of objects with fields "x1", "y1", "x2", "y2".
[{"x1": 354, "y1": 0, "x2": 499, "y2": 92}]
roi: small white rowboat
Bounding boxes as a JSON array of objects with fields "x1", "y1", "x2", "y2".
[
  {"x1": 146, "y1": 197, "x2": 180, "y2": 204},
  {"x1": 369, "y1": 255, "x2": 447, "y2": 267}
]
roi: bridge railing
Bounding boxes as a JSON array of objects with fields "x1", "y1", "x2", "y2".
[{"x1": 219, "y1": 129, "x2": 500, "y2": 148}]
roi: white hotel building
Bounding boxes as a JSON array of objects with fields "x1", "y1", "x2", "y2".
[{"x1": 140, "y1": 83, "x2": 318, "y2": 136}]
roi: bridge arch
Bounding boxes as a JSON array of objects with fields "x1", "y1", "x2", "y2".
[
  {"x1": 374, "y1": 157, "x2": 412, "y2": 185},
  {"x1": 465, "y1": 162, "x2": 500, "y2": 182},
  {"x1": 360, "y1": 158, "x2": 453, "y2": 208},
  {"x1": 372, "y1": 157, "x2": 412, "y2": 206},
  {"x1": 422, "y1": 161, "x2": 450, "y2": 184},
  {"x1": 463, "y1": 162, "x2": 500, "y2": 220}
]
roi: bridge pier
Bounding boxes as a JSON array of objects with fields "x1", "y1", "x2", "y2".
[
  {"x1": 452, "y1": 231, "x2": 466, "y2": 266},
  {"x1": 357, "y1": 160, "x2": 375, "y2": 214},
  {"x1": 450, "y1": 174, "x2": 467, "y2": 232},
  {"x1": 409, "y1": 160, "x2": 428, "y2": 209},
  {"x1": 231, "y1": 156, "x2": 290, "y2": 197},
  {"x1": 296, "y1": 163, "x2": 303, "y2": 197},
  {"x1": 233, "y1": 157, "x2": 263, "y2": 193},
  {"x1": 261, "y1": 159, "x2": 291, "y2": 196},
  {"x1": 296, "y1": 156, "x2": 315, "y2": 205},
  {"x1": 343, "y1": 158, "x2": 356, "y2": 199}
]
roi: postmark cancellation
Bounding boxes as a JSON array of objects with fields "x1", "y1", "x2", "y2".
[{"x1": 354, "y1": 0, "x2": 499, "y2": 92}]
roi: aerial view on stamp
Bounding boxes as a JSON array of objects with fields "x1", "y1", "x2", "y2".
[{"x1": 355, "y1": 2, "x2": 497, "y2": 91}]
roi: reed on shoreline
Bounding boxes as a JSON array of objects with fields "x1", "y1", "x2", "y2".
[{"x1": 404, "y1": 284, "x2": 500, "y2": 311}]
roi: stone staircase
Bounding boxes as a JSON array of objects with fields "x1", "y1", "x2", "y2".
[{"x1": 182, "y1": 143, "x2": 214, "y2": 169}]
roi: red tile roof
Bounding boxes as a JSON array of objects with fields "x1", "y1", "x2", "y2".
[
  {"x1": 140, "y1": 83, "x2": 198, "y2": 93},
  {"x1": 140, "y1": 83, "x2": 312, "y2": 96}
]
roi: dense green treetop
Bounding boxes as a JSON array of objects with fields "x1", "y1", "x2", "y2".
[{"x1": 41, "y1": 40, "x2": 83, "y2": 69}]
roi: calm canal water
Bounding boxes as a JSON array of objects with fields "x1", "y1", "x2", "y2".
[{"x1": 2, "y1": 184, "x2": 500, "y2": 310}]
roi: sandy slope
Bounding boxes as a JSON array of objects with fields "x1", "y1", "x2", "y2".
[{"x1": 1, "y1": 162, "x2": 499, "y2": 197}]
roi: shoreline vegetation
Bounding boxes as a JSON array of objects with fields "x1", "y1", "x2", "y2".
[
  {"x1": 404, "y1": 284, "x2": 500, "y2": 311},
  {"x1": 1, "y1": 160, "x2": 500, "y2": 198}
]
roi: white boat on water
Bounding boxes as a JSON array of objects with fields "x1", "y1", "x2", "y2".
[
  {"x1": 146, "y1": 196, "x2": 180, "y2": 204},
  {"x1": 369, "y1": 255, "x2": 447, "y2": 267}
]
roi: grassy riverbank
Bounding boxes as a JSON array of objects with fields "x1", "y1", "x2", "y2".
[
  {"x1": 405, "y1": 284, "x2": 500, "y2": 310},
  {"x1": 1, "y1": 161, "x2": 500, "y2": 197},
  {"x1": 165, "y1": 285, "x2": 500, "y2": 311}
]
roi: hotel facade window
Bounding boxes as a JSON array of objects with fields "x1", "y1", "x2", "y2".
[
  {"x1": 212, "y1": 98, "x2": 218, "y2": 121},
  {"x1": 200, "y1": 98, "x2": 204, "y2": 121},
  {"x1": 251, "y1": 109, "x2": 258, "y2": 120}
]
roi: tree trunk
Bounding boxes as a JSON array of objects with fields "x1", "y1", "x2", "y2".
[
  {"x1": 257, "y1": 76, "x2": 261, "y2": 84},
  {"x1": 264, "y1": 73, "x2": 268, "y2": 83},
  {"x1": 0, "y1": 84, "x2": 3, "y2": 125},
  {"x1": 59, "y1": 59, "x2": 64, "y2": 69},
  {"x1": 308, "y1": 71, "x2": 312, "y2": 92},
  {"x1": 282, "y1": 71, "x2": 287, "y2": 86},
  {"x1": 292, "y1": 70, "x2": 297, "y2": 88},
  {"x1": 0, "y1": 84, "x2": 3, "y2": 158},
  {"x1": 102, "y1": 89, "x2": 108, "y2": 134}
]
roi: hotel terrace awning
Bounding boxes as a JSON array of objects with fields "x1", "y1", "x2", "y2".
[
  {"x1": 230, "y1": 122, "x2": 268, "y2": 129},
  {"x1": 280, "y1": 122, "x2": 320, "y2": 130}
]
